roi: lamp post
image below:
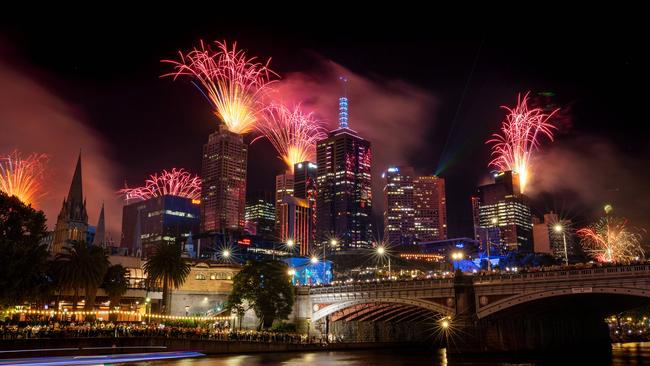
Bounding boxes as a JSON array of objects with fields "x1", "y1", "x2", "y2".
[
  {"x1": 451, "y1": 251, "x2": 464, "y2": 272},
  {"x1": 222, "y1": 249, "x2": 230, "y2": 261},
  {"x1": 554, "y1": 224, "x2": 569, "y2": 266},
  {"x1": 185, "y1": 305, "x2": 189, "y2": 317},
  {"x1": 145, "y1": 296, "x2": 151, "y2": 324},
  {"x1": 376, "y1": 246, "x2": 390, "y2": 279},
  {"x1": 486, "y1": 217, "x2": 498, "y2": 271},
  {"x1": 324, "y1": 239, "x2": 337, "y2": 284},
  {"x1": 310, "y1": 256, "x2": 319, "y2": 285}
]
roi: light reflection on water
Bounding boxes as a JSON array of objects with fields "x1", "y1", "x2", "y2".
[{"x1": 122, "y1": 342, "x2": 650, "y2": 366}]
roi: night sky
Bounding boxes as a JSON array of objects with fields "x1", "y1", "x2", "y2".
[{"x1": 1, "y1": 18, "x2": 648, "y2": 241}]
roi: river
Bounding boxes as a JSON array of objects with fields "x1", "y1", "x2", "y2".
[{"x1": 123, "y1": 342, "x2": 650, "y2": 365}]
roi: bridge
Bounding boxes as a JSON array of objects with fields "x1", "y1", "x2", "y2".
[{"x1": 293, "y1": 264, "x2": 650, "y2": 352}]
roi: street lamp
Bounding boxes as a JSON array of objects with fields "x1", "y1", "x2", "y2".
[
  {"x1": 486, "y1": 217, "x2": 498, "y2": 271},
  {"x1": 376, "y1": 246, "x2": 390, "y2": 279},
  {"x1": 554, "y1": 224, "x2": 569, "y2": 266},
  {"x1": 323, "y1": 239, "x2": 337, "y2": 284},
  {"x1": 451, "y1": 251, "x2": 464, "y2": 272},
  {"x1": 145, "y1": 296, "x2": 151, "y2": 323},
  {"x1": 185, "y1": 305, "x2": 190, "y2": 317},
  {"x1": 222, "y1": 249, "x2": 230, "y2": 259},
  {"x1": 310, "y1": 256, "x2": 319, "y2": 264}
]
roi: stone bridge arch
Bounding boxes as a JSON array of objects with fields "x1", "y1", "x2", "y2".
[
  {"x1": 312, "y1": 297, "x2": 454, "y2": 322},
  {"x1": 477, "y1": 286, "x2": 650, "y2": 319}
]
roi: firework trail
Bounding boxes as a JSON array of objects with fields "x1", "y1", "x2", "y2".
[
  {"x1": 256, "y1": 104, "x2": 327, "y2": 172},
  {"x1": 118, "y1": 168, "x2": 201, "y2": 202},
  {"x1": 0, "y1": 150, "x2": 47, "y2": 206},
  {"x1": 162, "y1": 40, "x2": 277, "y2": 135},
  {"x1": 487, "y1": 92, "x2": 558, "y2": 193},
  {"x1": 577, "y1": 217, "x2": 645, "y2": 263}
]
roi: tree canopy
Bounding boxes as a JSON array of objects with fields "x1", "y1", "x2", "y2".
[
  {"x1": 227, "y1": 259, "x2": 294, "y2": 329},
  {"x1": 0, "y1": 191, "x2": 50, "y2": 307}
]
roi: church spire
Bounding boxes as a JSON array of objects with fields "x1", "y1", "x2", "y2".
[
  {"x1": 67, "y1": 153, "x2": 83, "y2": 205},
  {"x1": 94, "y1": 203, "x2": 105, "y2": 247}
]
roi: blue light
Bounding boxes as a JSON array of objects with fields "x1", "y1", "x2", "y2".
[
  {"x1": 387, "y1": 167, "x2": 399, "y2": 173},
  {"x1": 338, "y1": 97, "x2": 349, "y2": 128}
]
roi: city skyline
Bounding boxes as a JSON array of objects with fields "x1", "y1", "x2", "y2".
[{"x1": 0, "y1": 22, "x2": 647, "y2": 243}]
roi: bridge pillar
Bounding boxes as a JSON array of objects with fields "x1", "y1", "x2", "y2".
[
  {"x1": 293, "y1": 287, "x2": 312, "y2": 334},
  {"x1": 448, "y1": 273, "x2": 482, "y2": 353}
]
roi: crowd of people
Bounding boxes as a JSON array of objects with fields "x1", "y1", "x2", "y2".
[{"x1": 0, "y1": 321, "x2": 333, "y2": 344}]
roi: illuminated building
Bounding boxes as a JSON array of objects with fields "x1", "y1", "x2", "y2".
[
  {"x1": 383, "y1": 166, "x2": 415, "y2": 245},
  {"x1": 52, "y1": 154, "x2": 89, "y2": 254},
  {"x1": 293, "y1": 161, "x2": 317, "y2": 252},
  {"x1": 275, "y1": 171, "x2": 294, "y2": 237},
  {"x1": 532, "y1": 212, "x2": 575, "y2": 259},
  {"x1": 121, "y1": 195, "x2": 200, "y2": 257},
  {"x1": 244, "y1": 193, "x2": 275, "y2": 239},
  {"x1": 382, "y1": 167, "x2": 447, "y2": 245},
  {"x1": 316, "y1": 85, "x2": 372, "y2": 250},
  {"x1": 475, "y1": 171, "x2": 533, "y2": 254},
  {"x1": 279, "y1": 196, "x2": 313, "y2": 256},
  {"x1": 201, "y1": 125, "x2": 247, "y2": 232},
  {"x1": 413, "y1": 175, "x2": 447, "y2": 242}
]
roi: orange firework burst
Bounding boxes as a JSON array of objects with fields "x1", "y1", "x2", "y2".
[
  {"x1": 0, "y1": 150, "x2": 48, "y2": 206},
  {"x1": 577, "y1": 217, "x2": 644, "y2": 263},
  {"x1": 163, "y1": 40, "x2": 277, "y2": 135},
  {"x1": 256, "y1": 104, "x2": 327, "y2": 172},
  {"x1": 487, "y1": 92, "x2": 558, "y2": 193}
]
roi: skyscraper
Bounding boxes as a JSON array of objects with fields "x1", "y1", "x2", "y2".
[
  {"x1": 382, "y1": 167, "x2": 447, "y2": 245},
  {"x1": 316, "y1": 86, "x2": 372, "y2": 249},
  {"x1": 275, "y1": 171, "x2": 294, "y2": 239},
  {"x1": 413, "y1": 175, "x2": 447, "y2": 242},
  {"x1": 279, "y1": 195, "x2": 312, "y2": 256},
  {"x1": 52, "y1": 154, "x2": 88, "y2": 254},
  {"x1": 121, "y1": 195, "x2": 200, "y2": 257},
  {"x1": 201, "y1": 125, "x2": 247, "y2": 232},
  {"x1": 475, "y1": 171, "x2": 533, "y2": 254},
  {"x1": 383, "y1": 166, "x2": 415, "y2": 245}
]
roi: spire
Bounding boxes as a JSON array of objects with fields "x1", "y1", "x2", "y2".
[
  {"x1": 338, "y1": 76, "x2": 349, "y2": 129},
  {"x1": 67, "y1": 153, "x2": 83, "y2": 204},
  {"x1": 94, "y1": 203, "x2": 105, "y2": 247}
]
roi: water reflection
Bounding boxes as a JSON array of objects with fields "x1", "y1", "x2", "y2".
[{"x1": 124, "y1": 342, "x2": 650, "y2": 366}]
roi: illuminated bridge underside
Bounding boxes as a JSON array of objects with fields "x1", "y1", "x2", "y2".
[{"x1": 329, "y1": 301, "x2": 440, "y2": 323}]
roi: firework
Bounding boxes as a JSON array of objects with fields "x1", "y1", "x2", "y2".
[
  {"x1": 162, "y1": 40, "x2": 277, "y2": 135},
  {"x1": 256, "y1": 104, "x2": 327, "y2": 172},
  {"x1": 118, "y1": 168, "x2": 201, "y2": 202},
  {"x1": 577, "y1": 217, "x2": 644, "y2": 263},
  {"x1": 0, "y1": 150, "x2": 47, "y2": 206},
  {"x1": 487, "y1": 92, "x2": 558, "y2": 193}
]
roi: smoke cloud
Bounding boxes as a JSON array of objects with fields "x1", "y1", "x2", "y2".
[{"x1": 0, "y1": 59, "x2": 122, "y2": 239}]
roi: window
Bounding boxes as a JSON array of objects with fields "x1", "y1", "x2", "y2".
[{"x1": 195, "y1": 273, "x2": 206, "y2": 280}]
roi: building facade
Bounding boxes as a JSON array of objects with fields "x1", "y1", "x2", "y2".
[
  {"x1": 201, "y1": 126, "x2": 247, "y2": 232},
  {"x1": 121, "y1": 195, "x2": 200, "y2": 257},
  {"x1": 275, "y1": 172, "x2": 294, "y2": 239},
  {"x1": 532, "y1": 212, "x2": 575, "y2": 261},
  {"x1": 244, "y1": 194, "x2": 276, "y2": 239},
  {"x1": 278, "y1": 195, "x2": 313, "y2": 256},
  {"x1": 52, "y1": 155, "x2": 88, "y2": 254},
  {"x1": 315, "y1": 94, "x2": 372, "y2": 250},
  {"x1": 382, "y1": 167, "x2": 447, "y2": 245},
  {"x1": 475, "y1": 171, "x2": 533, "y2": 254},
  {"x1": 170, "y1": 261, "x2": 241, "y2": 316},
  {"x1": 383, "y1": 166, "x2": 415, "y2": 245}
]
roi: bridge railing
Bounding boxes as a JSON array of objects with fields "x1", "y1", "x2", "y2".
[
  {"x1": 473, "y1": 264, "x2": 650, "y2": 285},
  {"x1": 308, "y1": 278, "x2": 454, "y2": 295}
]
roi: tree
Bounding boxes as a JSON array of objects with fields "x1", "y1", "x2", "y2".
[
  {"x1": 0, "y1": 192, "x2": 50, "y2": 308},
  {"x1": 143, "y1": 242, "x2": 190, "y2": 314},
  {"x1": 55, "y1": 241, "x2": 109, "y2": 316},
  {"x1": 227, "y1": 260, "x2": 294, "y2": 329},
  {"x1": 102, "y1": 264, "x2": 129, "y2": 321}
]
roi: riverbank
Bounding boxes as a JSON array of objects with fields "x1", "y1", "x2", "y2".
[{"x1": 0, "y1": 337, "x2": 422, "y2": 359}]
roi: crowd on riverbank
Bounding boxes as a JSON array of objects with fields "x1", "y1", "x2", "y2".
[{"x1": 0, "y1": 322, "x2": 335, "y2": 344}]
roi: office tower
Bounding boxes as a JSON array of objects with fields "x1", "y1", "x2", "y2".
[
  {"x1": 244, "y1": 193, "x2": 276, "y2": 239},
  {"x1": 201, "y1": 125, "x2": 247, "y2": 232},
  {"x1": 475, "y1": 171, "x2": 533, "y2": 254},
  {"x1": 532, "y1": 212, "x2": 575, "y2": 260},
  {"x1": 275, "y1": 171, "x2": 294, "y2": 238},
  {"x1": 383, "y1": 166, "x2": 415, "y2": 245},
  {"x1": 316, "y1": 87, "x2": 372, "y2": 249},
  {"x1": 121, "y1": 195, "x2": 200, "y2": 257},
  {"x1": 413, "y1": 175, "x2": 447, "y2": 242},
  {"x1": 279, "y1": 195, "x2": 312, "y2": 256}
]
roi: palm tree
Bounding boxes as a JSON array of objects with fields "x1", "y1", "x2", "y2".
[
  {"x1": 102, "y1": 264, "x2": 129, "y2": 321},
  {"x1": 55, "y1": 241, "x2": 109, "y2": 318},
  {"x1": 144, "y1": 242, "x2": 191, "y2": 314}
]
